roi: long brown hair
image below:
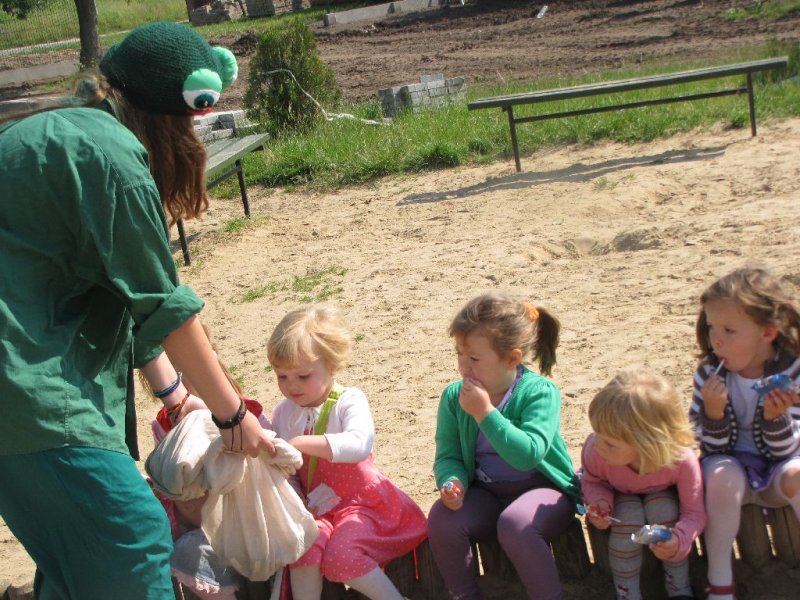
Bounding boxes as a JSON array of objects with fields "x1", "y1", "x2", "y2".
[
  {"x1": 695, "y1": 267, "x2": 800, "y2": 362},
  {"x1": 1, "y1": 72, "x2": 208, "y2": 225}
]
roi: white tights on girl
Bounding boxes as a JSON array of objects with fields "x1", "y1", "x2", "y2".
[
  {"x1": 703, "y1": 454, "x2": 800, "y2": 600},
  {"x1": 290, "y1": 565, "x2": 405, "y2": 600}
]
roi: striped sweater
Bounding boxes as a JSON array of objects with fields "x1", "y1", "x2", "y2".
[{"x1": 689, "y1": 351, "x2": 800, "y2": 460}]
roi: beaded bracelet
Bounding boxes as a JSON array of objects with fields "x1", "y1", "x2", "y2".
[
  {"x1": 166, "y1": 390, "x2": 191, "y2": 424},
  {"x1": 211, "y1": 398, "x2": 247, "y2": 430},
  {"x1": 153, "y1": 372, "x2": 182, "y2": 399}
]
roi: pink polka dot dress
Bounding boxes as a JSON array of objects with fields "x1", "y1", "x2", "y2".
[{"x1": 271, "y1": 385, "x2": 427, "y2": 583}]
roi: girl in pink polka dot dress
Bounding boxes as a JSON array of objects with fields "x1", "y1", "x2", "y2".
[{"x1": 268, "y1": 304, "x2": 427, "y2": 600}]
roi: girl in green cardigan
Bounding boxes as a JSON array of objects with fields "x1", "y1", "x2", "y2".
[{"x1": 428, "y1": 292, "x2": 579, "y2": 600}]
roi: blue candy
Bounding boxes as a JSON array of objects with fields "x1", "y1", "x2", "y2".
[
  {"x1": 630, "y1": 525, "x2": 672, "y2": 545},
  {"x1": 752, "y1": 373, "x2": 795, "y2": 395}
]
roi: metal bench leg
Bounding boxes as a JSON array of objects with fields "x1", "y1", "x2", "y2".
[
  {"x1": 746, "y1": 72, "x2": 757, "y2": 137},
  {"x1": 505, "y1": 106, "x2": 521, "y2": 172},
  {"x1": 176, "y1": 218, "x2": 191, "y2": 266},
  {"x1": 235, "y1": 159, "x2": 251, "y2": 217}
]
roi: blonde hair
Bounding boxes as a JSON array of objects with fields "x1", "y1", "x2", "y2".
[
  {"x1": 449, "y1": 291, "x2": 560, "y2": 376},
  {"x1": 695, "y1": 267, "x2": 800, "y2": 362},
  {"x1": 588, "y1": 367, "x2": 695, "y2": 474},
  {"x1": 267, "y1": 304, "x2": 352, "y2": 371}
]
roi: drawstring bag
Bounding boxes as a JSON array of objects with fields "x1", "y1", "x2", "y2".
[{"x1": 146, "y1": 409, "x2": 319, "y2": 581}]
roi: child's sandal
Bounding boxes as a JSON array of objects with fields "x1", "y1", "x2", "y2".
[{"x1": 704, "y1": 582, "x2": 736, "y2": 599}]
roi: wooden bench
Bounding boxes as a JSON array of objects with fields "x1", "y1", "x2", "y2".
[
  {"x1": 169, "y1": 506, "x2": 800, "y2": 600},
  {"x1": 467, "y1": 57, "x2": 788, "y2": 172},
  {"x1": 176, "y1": 133, "x2": 268, "y2": 266}
]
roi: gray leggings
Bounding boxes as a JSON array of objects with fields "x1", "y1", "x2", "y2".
[
  {"x1": 427, "y1": 475, "x2": 574, "y2": 600},
  {"x1": 608, "y1": 489, "x2": 690, "y2": 600}
]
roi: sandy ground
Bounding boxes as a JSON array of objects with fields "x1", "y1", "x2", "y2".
[
  {"x1": 4, "y1": 116, "x2": 800, "y2": 598},
  {"x1": 2, "y1": 1, "x2": 800, "y2": 595}
]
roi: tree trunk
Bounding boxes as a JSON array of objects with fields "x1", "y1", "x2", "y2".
[{"x1": 74, "y1": 0, "x2": 100, "y2": 67}]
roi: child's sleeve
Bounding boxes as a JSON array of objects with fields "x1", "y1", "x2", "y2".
[
  {"x1": 579, "y1": 434, "x2": 615, "y2": 510},
  {"x1": 433, "y1": 384, "x2": 470, "y2": 489},
  {"x1": 324, "y1": 389, "x2": 374, "y2": 463},
  {"x1": 690, "y1": 364, "x2": 733, "y2": 454},
  {"x1": 479, "y1": 376, "x2": 561, "y2": 470},
  {"x1": 670, "y1": 449, "x2": 706, "y2": 561}
]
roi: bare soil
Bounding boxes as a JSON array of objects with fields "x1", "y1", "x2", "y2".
[{"x1": 2, "y1": 1, "x2": 799, "y2": 106}]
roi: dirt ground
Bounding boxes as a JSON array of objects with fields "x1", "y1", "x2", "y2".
[{"x1": 3, "y1": 1, "x2": 800, "y2": 598}]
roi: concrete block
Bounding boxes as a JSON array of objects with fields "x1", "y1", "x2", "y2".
[{"x1": 420, "y1": 73, "x2": 444, "y2": 83}]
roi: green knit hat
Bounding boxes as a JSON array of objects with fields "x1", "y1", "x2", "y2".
[{"x1": 99, "y1": 21, "x2": 238, "y2": 116}]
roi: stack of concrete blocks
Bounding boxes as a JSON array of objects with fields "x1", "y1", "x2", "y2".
[
  {"x1": 245, "y1": 0, "x2": 309, "y2": 17},
  {"x1": 193, "y1": 110, "x2": 257, "y2": 143},
  {"x1": 322, "y1": 0, "x2": 438, "y2": 27},
  {"x1": 189, "y1": 0, "x2": 246, "y2": 25},
  {"x1": 379, "y1": 73, "x2": 466, "y2": 118}
]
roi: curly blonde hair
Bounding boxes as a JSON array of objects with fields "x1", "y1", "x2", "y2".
[{"x1": 588, "y1": 367, "x2": 695, "y2": 474}]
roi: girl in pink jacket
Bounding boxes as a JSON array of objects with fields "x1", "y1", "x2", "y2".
[{"x1": 581, "y1": 367, "x2": 705, "y2": 600}]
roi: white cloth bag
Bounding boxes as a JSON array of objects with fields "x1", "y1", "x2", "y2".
[{"x1": 145, "y1": 409, "x2": 319, "y2": 581}]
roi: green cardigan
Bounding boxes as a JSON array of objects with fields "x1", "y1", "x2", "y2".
[{"x1": 433, "y1": 366, "x2": 579, "y2": 501}]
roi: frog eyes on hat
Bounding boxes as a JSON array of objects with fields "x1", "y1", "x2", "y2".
[{"x1": 182, "y1": 68, "x2": 222, "y2": 112}]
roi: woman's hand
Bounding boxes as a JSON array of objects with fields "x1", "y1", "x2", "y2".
[
  {"x1": 220, "y1": 411, "x2": 275, "y2": 457},
  {"x1": 650, "y1": 534, "x2": 678, "y2": 560},
  {"x1": 763, "y1": 388, "x2": 799, "y2": 421},
  {"x1": 459, "y1": 378, "x2": 493, "y2": 423},
  {"x1": 701, "y1": 374, "x2": 729, "y2": 421},
  {"x1": 440, "y1": 478, "x2": 465, "y2": 511}
]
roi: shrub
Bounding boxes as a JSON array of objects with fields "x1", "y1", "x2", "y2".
[{"x1": 244, "y1": 17, "x2": 342, "y2": 135}]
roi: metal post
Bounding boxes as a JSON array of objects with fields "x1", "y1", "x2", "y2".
[
  {"x1": 746, "y1": 72, "x2": 757, "y2": 137},
  {"x1": 235, "y1": 159, "x2": 251, "y2": 217},
  {"x1": 506, "y1": 106, "x2": 522, "y2": 172},
  {"x1": 176, "y1": 218, "x2": 191, "y2": 266}
]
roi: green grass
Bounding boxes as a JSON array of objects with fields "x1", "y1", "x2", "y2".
[
  {"x1": 240, "y1": 266, "x2": 348, "y2": 304},
  {"x1": 721, "y1": 0, "x2": 800, "y2": 21},
  {"x1": 0, "y1": 0, "x2": 186, "y2": 50},
  {"x1": 216, "y1": 45, "x2": 800, "y2": 192}
]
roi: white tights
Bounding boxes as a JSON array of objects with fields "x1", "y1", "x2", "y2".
[
  {"x1": 702, "y1": 454, "x2": 800, "y2": 600},
  {"x1": 290, "y1": 565, "x2": 404, "y2": 600}
]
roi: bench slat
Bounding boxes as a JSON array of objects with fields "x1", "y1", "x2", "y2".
[
  {"x1": 467, "y1": 57, "x2": 788, "y2": 110},
  {"x1": 737, "y1": 504, "x2": 772, "y2": 569},
  {"x1": 768, "y1": 505, "x2": 800, "y2": 568},
  {"x1": 206, "y1": 133, "x2": 268, "y2": 180}
]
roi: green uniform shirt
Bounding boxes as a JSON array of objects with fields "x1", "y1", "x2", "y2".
[{"x1": 0, "y1": 107, "x2": 204, "y2": 456}]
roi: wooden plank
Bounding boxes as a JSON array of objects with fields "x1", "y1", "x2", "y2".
[
  {"x1": 467, "y1": 57, "x2": 787, "y2": 110},
  {"x1": 768, "y1": 505, "x2": 800, "y2": 568},
  {"x1": 551, "y1": 518, "x2": 591, "y2": 579},
  {"x1": 736, "y1": 504, "x2": 772, "y2": 568},
  {"x1": 206, "y1": 133, "x2": 268, "y2": 180},
  {"x1": 476, "y1": 539, "x2": 520, "y2": 583},
  {"x1": 586, "y1": 523, "x2": 611, "y2": 575}
]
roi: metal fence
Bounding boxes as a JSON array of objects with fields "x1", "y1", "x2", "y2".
[{"x1": 0, "y1": 0, "x2": 79, "y2": 52}]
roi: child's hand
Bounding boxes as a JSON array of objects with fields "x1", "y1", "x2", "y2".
[
  {"x1": 701, "y1": 374, "x2": 728, "y2": 420},
  {"x1": 650, "y1": 534, "x2": 678, "y2": 560},
  {"x1": 459, "y1": 377, "x2": 493, "y2": 423},
  {"x1": 585, "y1": 501, "x2": 614, "y2": 530},
  {"x1": 440, "y1": 478, "x2": 464, "y2": 511},
  {"x1": 763, "y1": 388, "x2": 799, "y2": 421}
]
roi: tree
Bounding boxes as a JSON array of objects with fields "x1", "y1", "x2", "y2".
[{"x1": 74, "y1": 0, "x2": 100, "y2": 67}]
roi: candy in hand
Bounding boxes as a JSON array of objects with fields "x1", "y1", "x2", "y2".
[
  {"x1": 752, "y1": 373, "x2": 799, "y2": 395},
  {"x1": 630, "y1": 524, "x2": 672, "y2": 545}
]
